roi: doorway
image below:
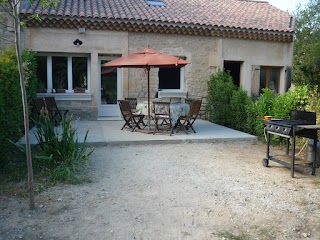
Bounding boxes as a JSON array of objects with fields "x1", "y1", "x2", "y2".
[{"x1": 98, "y1": 56, "x2": 122, "y2": 117}]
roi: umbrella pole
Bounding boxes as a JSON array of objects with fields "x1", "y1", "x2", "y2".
[{"x1": 147, "y1": 67, "x2": 151, "y2": 131}]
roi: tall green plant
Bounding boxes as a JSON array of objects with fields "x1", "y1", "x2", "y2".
[
  {"x1": 0, "y1": 0, "x2": 59, "y2": 210},
  {"x1": 0, "y1": 47, "x2": 22, "y2": 169},
  {"x1": 34, "y1": 113, "x2": 94, "y2": 183},
  {"x1": 230, "y1": 88, "x2": 252, "y2": 132},
  {"x1": 271, "y1": 85, "x2": 309, "y2": 119},
  {"x1": 293, "y1": 0, "x2": 320, "y2": 86},
  {"x1": 247, "y1": 87, "x2": 310, "y2": 141},
  {"x1": 207, "y1": 70, "x2": 236, "y2": 127},
  {"x1": 22, "y1": 49, "x2": 38, "y2": 104},
  {"x1": 306, "y1": 85, "x2": 320, "y2": 124},
  {"x1": 0, "y1": 47, "x2": 37, "y2": 169}
]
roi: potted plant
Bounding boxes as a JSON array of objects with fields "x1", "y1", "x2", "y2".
[
  {"x1": 36, "y1": 81, "x2": 47, "y2": 93},
  {"x1": 74, "y1": 76, "x2": 87, "y2": 93},
  {"x1": 56, "y1": 88, "x2": 66, "y2": 93},
  {"x1": 74, "y1": 87, "x2": 86, "y2": 93},
  {"x1": 55, "y1": 79, "x2": 66, "y2": 93}
]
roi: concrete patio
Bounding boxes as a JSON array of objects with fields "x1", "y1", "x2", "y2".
[{"x1": 19, "y1": 119, "x2": 257, "y2": 146}]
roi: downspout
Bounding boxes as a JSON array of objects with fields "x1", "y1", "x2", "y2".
[{"x1": 127, "y1": 33, "x2": 130, "y2": 97}]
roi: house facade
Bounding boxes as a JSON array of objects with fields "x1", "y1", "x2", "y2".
[{"x1": 3, "y1": 0, "x2": 295, "y2": 120}]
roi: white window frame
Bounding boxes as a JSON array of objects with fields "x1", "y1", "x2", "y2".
[
  {"x1": 157, "y1": 67, "x2": 187, "y2": 98},
  {"x1": 159, "y1": 67, "x2": 185, "y2": 92},
  {"x1": 37, "y1": 53, "x2": 91, "y2": 94}
]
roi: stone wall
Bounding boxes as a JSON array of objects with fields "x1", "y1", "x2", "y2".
[
  {"x1": 24, "y1": 27, "x2": 129, "y2": 120},
  {"x1": 58, "y1": 100, "x2": 97, "y2": 121},
  {"x1": 11, "y1": 24, "x2": 293, "y2": 119},
  {"x1": 0, "y1": 11, "x2": 14, "y2": 48},
  {"x1": 126, "y1": 32, "x2": 218, "y2": 101},
  {"x1": 222, "y1": 38, "x2": 294, "y2": 94}
]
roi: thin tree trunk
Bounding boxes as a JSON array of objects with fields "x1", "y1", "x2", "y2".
[{"x1": 13, "y1": 0, "x2": 35, "y2": 210}]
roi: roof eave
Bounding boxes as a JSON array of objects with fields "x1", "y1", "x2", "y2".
[{"x1": 21, "y1": 15, "x2": 295, "y2": 43}]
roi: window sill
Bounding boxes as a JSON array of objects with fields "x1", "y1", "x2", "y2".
[
  {"x1": 158, "y1": 90, "x2": 187, "y2": 98},
  {"x1": 36, "y1": 93, "x2": 92, "y2": 101}
]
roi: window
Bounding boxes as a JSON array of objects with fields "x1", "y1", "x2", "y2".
[
  {"x1": 224, "y1": 61, "x2": 242, "y2": 87},
  {"x1": 157, "y1": 56, "x2": 185, "y2": 91},
  {"x1": 36, "y1": 56, "x2": 47, "y2": 90},
  {"x1": 145, "y1": 0, "x2": 165, "y2": 6},
  {"x1": 260, "y1": 67, "x2": 281, "y2": 94},
  {"x1": 35, "y1": 54, "x2": 90, "y2": 93},
  {"x1": 52, "y1": 56, "x2": 67, "y2": 90},
  {"x1": 72, "y1": 57, "x2": 88, "y2": 90},
  {"x1": 158, "y1": 68, "x2": 181, "y2": 90}
]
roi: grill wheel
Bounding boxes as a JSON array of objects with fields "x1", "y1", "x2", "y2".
[{"x1": 262, "y1": 158, "x2": 269, "y2": 167}]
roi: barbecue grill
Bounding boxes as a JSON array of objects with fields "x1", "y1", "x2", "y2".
[{"x1": 263, "y1": 110, "x2": 320, "y2": 177}]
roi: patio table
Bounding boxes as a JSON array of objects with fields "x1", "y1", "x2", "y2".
[{"x1": 136, "y1": 101, "x2": 190, "y2": 126}]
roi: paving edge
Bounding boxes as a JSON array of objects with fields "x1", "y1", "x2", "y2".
[{"x1": 86, "y1": 137, "x2": 258, "y2": 147}]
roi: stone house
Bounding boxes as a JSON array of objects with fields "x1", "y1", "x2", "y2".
[{"x1": 3, "y1": 0, "x2": 295, "y2": 119}]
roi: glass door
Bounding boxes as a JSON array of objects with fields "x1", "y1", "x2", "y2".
[{"x1": 98, "y1": 56, "x2": 121, "y2": 117}]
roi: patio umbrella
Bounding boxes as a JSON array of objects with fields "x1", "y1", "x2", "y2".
[{"x1": 102, "y1": 47, "x2": 189, "y2": 130}]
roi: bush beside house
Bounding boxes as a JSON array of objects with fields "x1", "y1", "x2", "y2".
[
  {"x1": 207, "y1": 70, "x2": 312, "y2": 143},
  {"x1": 0, "y1": 47, "x2": 37, "y2": 170},
  {"x1": 0, "y1": 47, "x2": 93, "y2": 188}
]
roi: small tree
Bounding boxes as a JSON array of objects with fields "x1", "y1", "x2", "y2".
[
  {"x1": 0, "y1": 0, "x2": 58, "y2": 210},
  {"x1": 293, "y1": 0, "x2": 320, "y2": 86}
]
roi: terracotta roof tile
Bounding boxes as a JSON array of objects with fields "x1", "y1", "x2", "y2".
[{"x1": 21, "y1": 0, "x2": 295, "y2": 33}]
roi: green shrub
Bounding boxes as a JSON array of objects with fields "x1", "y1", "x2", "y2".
[
  {"x1": 0, "y1": 47, "x2": 23, "y2": 169},
  {"x1": 271, "y1": 85, "x2": 309, "y2": 119},
  {"x1": 207, "y1": 70, "x2": 236, "y2": 127},
  {"x1": 0, "y1": 47, "x2": 37, "y2": 170},
  {"x1": 34, "y1": 112, "x2": 94, "y2": 183},
  {"x1": 306, "y1": 85, "x2": 320, "y2": 123},
  {"x1": 22, "y1": 49, "x2": 38, "y2": 106},
  {"x1": 207, "y1": 70, "x2": 253, "y2": 132},
  {"x1": 246, "y1": 87, "x2": 309, "y2": 142},
  {"x1": 206, "y1": 70, "x2": 314, "y2": 145},
  {"x1": 230, "y1": 88, "x2": 253, "y2": 132}
]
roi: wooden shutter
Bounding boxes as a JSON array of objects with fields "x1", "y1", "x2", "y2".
[
  {"x1": 251, "y1": 65, "x2": 261, "y2": 97},
  {"x1": 285, "y1": 66, "x2": 292, "y2": 92}
]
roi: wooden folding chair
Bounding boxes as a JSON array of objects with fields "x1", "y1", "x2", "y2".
[
  {"x1": 32, "y1": 98, "x2": 46, "y2": 116},
  {"x1": 153, "y1": 101, "x2": 173, "y2": 136},
  {"x1": 44, "y1": 97, "x2": 69, "y2": 124},
  {"x1": 176, "y1": 99, "x2": 202, "y2": 133},
  {"x1": 125, "y1": 98, "x2": 138, "y2": 112},
  {"x1": 118, "y1": 100, "x2": 146, "y2": 131}
]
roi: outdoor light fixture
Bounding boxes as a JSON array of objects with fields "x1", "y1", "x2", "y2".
[
  {"x1": 73, "y1": 39, "x2": 83, "y2": 47},
  {"x1": 79, "y1": 27, "x2": 86, "y2": 34}
]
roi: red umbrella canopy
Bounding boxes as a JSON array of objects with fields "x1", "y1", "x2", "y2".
[
  {"x1": 102, "y1": 47, "x2": 189, "y2": 68},
  {"x1": 101, "y1": 47, "x2": 189, "y2": 131}
]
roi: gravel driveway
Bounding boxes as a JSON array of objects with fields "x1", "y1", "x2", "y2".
[{"x1": 1, "y1": 141, "x2": 320, "y2": 240}]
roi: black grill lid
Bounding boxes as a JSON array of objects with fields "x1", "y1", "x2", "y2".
[{"x1": 290, "y1": 110, "x2": 316, "y2": 124}]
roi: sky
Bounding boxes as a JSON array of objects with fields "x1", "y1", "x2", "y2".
[{"x1": 265, "y1": 0, "x2": 309, "y2": 13}]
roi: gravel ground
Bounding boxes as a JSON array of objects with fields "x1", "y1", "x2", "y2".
[{"x1": 1, "y1": 141, "x2": 320, "y2": 240}]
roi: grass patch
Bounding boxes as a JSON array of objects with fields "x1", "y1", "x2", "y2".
[
  {"x1": 250, "y1": 225, "x2": 276, "y2": 240},
  {"x1": 217, "y1": 230, "x2": 250, "y2": 240}
]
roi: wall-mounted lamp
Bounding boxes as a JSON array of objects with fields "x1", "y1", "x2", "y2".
[
  {"x1": 73, "y1": 39, "x2": 83, "y2": 47},
  {"x1": 79, "y1": 27, "x2": 86, "y2": 34}
]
